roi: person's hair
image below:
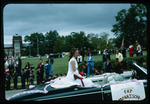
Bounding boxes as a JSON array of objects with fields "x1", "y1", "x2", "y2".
[
  {"x1": 26, "y1": 62, "x2": 30, "y2": 66},
  {"x1": 116, "y1": 58, "x2": 119, "y2": 61},
  {"x1": 69, "y1": 48, "x2": 78, "y2": 61},
  {"x1": 88, "y1": 52, "x2": 92, "y2": 56}
]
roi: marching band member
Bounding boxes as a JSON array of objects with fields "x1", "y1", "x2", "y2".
[
  {"x1": 36, "y1": 59, "x2": 44, "y2": 83},
  {"x1": 24, "y1": 62, "x2": 31, "y2": 86}
]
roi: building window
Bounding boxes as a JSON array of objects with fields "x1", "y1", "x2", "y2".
[
  {"x1": 14, "y1": 42, "x2": 20, "y2": 53},
  {"x1": 15, "y1": 49, "x2": 20, "y2": 52}
]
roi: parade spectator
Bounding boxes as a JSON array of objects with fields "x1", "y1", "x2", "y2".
[
  {"x1": 129, "y1": 44, "x2": 134, "y2": 57},
  {"x1": 86, "y1": 48, "x2": 91, "y2": 56},
  {"x1": 44, "y1": 61, "x2": 50, "y2": 81},
  {"x1": 82, "y1": 61, "x2": 87, "y2": 74},
  {"x1": 6, "y1": 71, "x2": 11, "y2": 90},
  {"x1": 103, "y1": 49, "x2": 110, "y2": 72},
  {"x1": 100, "y1": 69, "x2": 104, "y2": 75},
  {"x1": 36, "y1": 59, "x2": 44, "y2": 83},
  {"x1": 114, "y1": 58, "x2": 123, "y2": 74},
  {"x1": 87, "y1": 53, "x2": 94, "y2": 77},
  {"x1": 77, "y1": 54, "x2": 82, "y2": 64},
  {"x1": 14, "y1": 59, "x2": 19, "y2": 75},
  {"x1": 116, "y1": 50, "x2": 123, "y2": 63},
  {"x1": 63, "y1": 73, "x2": 67, "y2": 77},
  {"x1": 79, "y1": 48, "x2": 85, "y2": 61},
  {"x1": 47, "y1": 75, "x2": 53, "y2": 81},
  {"x1": 36, "y1": 68, "x2": 41, "y2": 85},
  {"x1": 13, "y1": 70, "x2": 18, "y2": 89},
  {"x1": 24, "y1": 62, "x2": 31, "y2": 86},
  {"x1": 8, "y1": 58, "x2": 14, "y2": 76},
  {"x1": 59, "y1": 74, "x2": 63, "y2": 77},
  {"x1": 47, "y1": 55, "x2": 54, "y2": 76},
  {"x1": 98, "y1": 49, "x2": 101, "y2": 55},
  {"x1": 29, "y1": 70, "x2": 34, "y2": 85},
  {"x1": 53, "y1": 74, "x2": 58, "y2": 80},
  {"x1": 21, "y1": 69, "x2": 26, "y2": 89},
  {"x1": 136, "y1": 41, "x2": 142, "y2": 56},
  {"x1": 5, "y1": 59, "x2": 9, "y2": 73},
  {"x1": 94, "y1": 68, "x2": 100, "y2": 75},
  {"x1": 18, "y1": 57, "x2": 22, "y2": 76},
  {"x1": 4, "y1": 60, "x2": 7, "y2": 75},
  {"x1": 105, "y1": 58, "x2": 111, "y2": 72}
]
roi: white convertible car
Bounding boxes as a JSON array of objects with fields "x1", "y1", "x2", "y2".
[{"x1": 7, "y1": 60, "x2": 148, "y2": 102}]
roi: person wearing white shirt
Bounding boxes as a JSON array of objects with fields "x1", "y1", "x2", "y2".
[
  {"x1": 77, "y1": 54, "x2": 82, "y2": 64},
  {"x1": 116, "y1": 50, "x2": 123, "y2": 62},
  {"x1": 136, "y1": 41, "x2": 142, "y2": 56}
]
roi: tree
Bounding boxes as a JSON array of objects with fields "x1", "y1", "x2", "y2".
[
  {"x1": 53, "y1": 36, "x2": 66, "y2": 53},
  {"x1": 45, "y1": 30, "x2": 59, "y2": 53},
  {"x1": 111, "y1": 4, "x2": 147, "y2": 49},
  {"x1": 87, "y1": 32, "x2": 110, "y2": 50},
  {"x1": 24, "y1": 32, "x2": 45, "y2": 56}
]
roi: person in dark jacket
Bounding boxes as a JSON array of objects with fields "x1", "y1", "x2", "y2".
[
  {"x1": 6, "y1": 71, "x2": 11, "y2": 90},
  {"x1": 103, "y1": 50, "x2": 110, "y2": 72},
  {"x1": 24, "y1": 62, "x2": 31, "y2": 86},
  {"x1": 13, "y1": 70, "x2": 18, "y2": 89},
  {"x1": 36, "y1": 68, "x2": 41, "y2": 85},
  {"x1": 18, "y1": 57, "x2": 22, "y2": 76},
  {"x1": 36, "y1": 59, "x2": 44, "y2": 83},
  {"x1": 114, "y1": 58, "x2": 123, "y2": 74},
  {"x1": 21, "y1": 69, "x2": 26, "y2": 89},
  {"x1": 105, "y1": 58, "x2": 111, "y2": 72},
  {"x1": 44, "y1": 61, "x2": 50, "y2": 81}
]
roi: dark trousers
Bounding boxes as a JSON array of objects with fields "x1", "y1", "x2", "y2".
[
  {"x1": 14, "y1": 79, "x2": 17, "y2": 89},
  {"x1": 21, "y1": 78, "x2": 25, "y2": 89},
  {"x1": 40, "y1": 71, "x2": 44, "y2": 82},
  {"x1": 6, "y1": 81, "x2": 10, "y2": 90},
  {"x1": 37, "y1": 76, "x2": 40, "y2": 85}
]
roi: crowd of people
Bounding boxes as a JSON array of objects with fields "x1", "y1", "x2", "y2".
[
  {"x1": 77, "y1": 40, "x2": 143, "y2": 77},
  {"x1": 4, "y1": 40, "x2": 143, "y2": 90},
  {"x1": 4, "y1": 55, "x2": 55, "y2": 90}
]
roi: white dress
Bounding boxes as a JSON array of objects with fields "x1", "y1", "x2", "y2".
[{"x1": 51, "y1": 57, "x2": 93, "y2": 88}]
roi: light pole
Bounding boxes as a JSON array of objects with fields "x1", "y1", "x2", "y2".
[
  {"x1": 29, "y1": 43, "x2": 33, "y2": 58},
  {"x1": 37, "y1": 38, "x2": 39, "y2": 56}
]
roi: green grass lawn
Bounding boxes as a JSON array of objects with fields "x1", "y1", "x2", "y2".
[
  {"x1": 21, "y1": 51, "x2": 147, "y2": 76},
  {"x1": 8, "y1": 51, "x2": 147, "y2": 89}
]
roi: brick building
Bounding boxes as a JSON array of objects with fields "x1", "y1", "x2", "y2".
[{"x1": 4, "y1": 34, "x2": 29, "y2": 57}]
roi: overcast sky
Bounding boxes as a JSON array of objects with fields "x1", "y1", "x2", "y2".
[{"x1": 3, "y1": 3, "x2": 131, "y2": 44}]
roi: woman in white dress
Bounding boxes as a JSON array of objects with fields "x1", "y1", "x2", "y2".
[{"x1": 51, "y1": 48, "x2": 93, "y2": 88}]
